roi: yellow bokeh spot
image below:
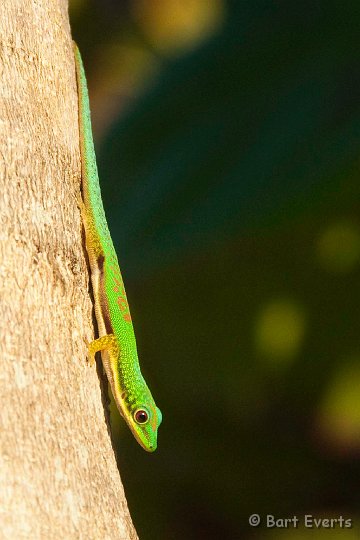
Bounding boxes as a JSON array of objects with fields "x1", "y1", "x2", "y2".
[
  {"x1": 316, "y1": 220, "x2": 360, "y2": 273},
  {"x1": 97, "y1": 42, "x2": 158, "y2": 90},
  {"x1": 255, "y1": 300, "x2": 306, "y2": 364},
  {"x1": 132, "y1": 0, "x2": 226, "y2": 54},
  {"x1": 317, "y1": 357, "x2": 360, "y2": 449}
]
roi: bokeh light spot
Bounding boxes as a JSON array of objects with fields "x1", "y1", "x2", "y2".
[
  {"x1": 317, "y1": 356, "x2": 360, "y2": 451},
  {"x1": 316, "y1": 220, "x2": 360, "y2": 273},
  {"x1": 255, "y1": 299, "x2": 306, "y2": 364},
  {"x1": 132, "y1": 0, "x2": 226, "y2": 55}
]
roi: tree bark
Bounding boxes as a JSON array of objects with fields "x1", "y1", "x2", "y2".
[{"x1": 0, "y1": 1, "x2": 138, "y2": 538}]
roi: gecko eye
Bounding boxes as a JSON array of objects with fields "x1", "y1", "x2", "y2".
[{"x1": 134, "y1": 408, "x2": 149, "y2": 424}]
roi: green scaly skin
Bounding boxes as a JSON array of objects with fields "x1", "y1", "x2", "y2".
[{"x1": 74, "y1": 42, "x2": 162, "y2": 452}]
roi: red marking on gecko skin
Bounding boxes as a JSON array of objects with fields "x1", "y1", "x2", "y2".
[
  {"x1": 113, "y1": 277, "x2": 125, "y2": 295},
  {"x1": 117, "y1": 297, "x2": 128, "y2": 312},
  {"x1": 109, "y1": 263, "x2": 122, "y2": 277},
  {"x1": 116, "y1": 296, "x2": 132, "y2": 322}
]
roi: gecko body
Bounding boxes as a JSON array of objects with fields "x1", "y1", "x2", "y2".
[{"x1": 74, "y1": 43, "x2": 162, "y2": 452}]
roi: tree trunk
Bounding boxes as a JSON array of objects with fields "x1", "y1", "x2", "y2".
[{"x1": 0, "y1": 1, "x2": 138, "y2": 538}]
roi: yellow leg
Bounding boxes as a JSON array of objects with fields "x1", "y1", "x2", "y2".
[{"x1": 88, "y1": 334, "x2": 118, "y2": 366}]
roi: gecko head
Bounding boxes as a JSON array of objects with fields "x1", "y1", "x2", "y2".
[{"x1": 125, "y1": 393, "x2": 162, "y2": 452}]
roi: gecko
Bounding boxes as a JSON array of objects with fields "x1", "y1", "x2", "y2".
[{"x1": 73, "y1": 42, "x2": 162, "y2": 452}]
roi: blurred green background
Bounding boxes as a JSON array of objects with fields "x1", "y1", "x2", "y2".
[{"x1": 71, "y1": 1, "x2": 360, "y2": 539}]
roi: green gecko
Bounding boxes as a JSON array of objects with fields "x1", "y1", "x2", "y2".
[{"x1": 73, "y1": 42, "x2": 162, "y2": 452}]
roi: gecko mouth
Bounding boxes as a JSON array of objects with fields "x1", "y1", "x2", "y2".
[{"x1": 131, "y1": 425, "x2": 157, "y2": 452}]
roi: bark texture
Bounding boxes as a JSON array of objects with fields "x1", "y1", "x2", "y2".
[{"x1": 0, "y1": 1, "x2": 138, "y2": 539}]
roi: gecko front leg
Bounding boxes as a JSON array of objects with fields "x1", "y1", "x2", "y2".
[{"x1": 88, "y1": 334, "x2": 119, "y2": 366}]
